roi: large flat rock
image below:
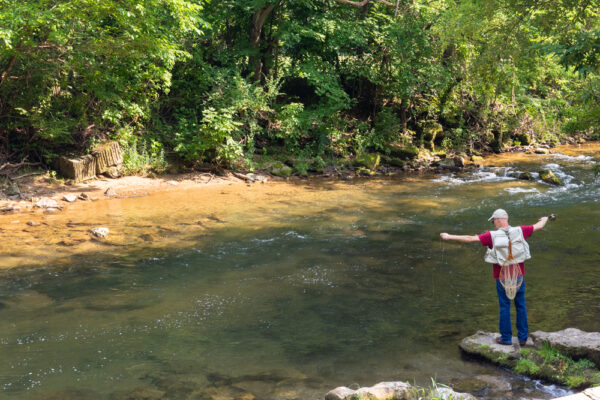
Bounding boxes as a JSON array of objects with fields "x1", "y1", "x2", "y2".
[
  {"x1": 532, "y1": 328, "x2": 600, "y2": 367},
  {"x1": 459, "y1": 331, "x2": 531, "y2": 367},
  {"x1": 460, "y1": 330, "x2": 600, "y2": 389}
]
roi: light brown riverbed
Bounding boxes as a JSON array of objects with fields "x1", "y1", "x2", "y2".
[{"x1": 2, "y1": 142, "x2": 599, "y2": 270}]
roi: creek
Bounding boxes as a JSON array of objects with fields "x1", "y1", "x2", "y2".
[{"x1": 0, "y1": 144, "x2": 599, "y2": 399}]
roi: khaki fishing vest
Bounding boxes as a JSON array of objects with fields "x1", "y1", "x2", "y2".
[{"x1": 484, "y1": 226, "x2": 531, "y2": 266}]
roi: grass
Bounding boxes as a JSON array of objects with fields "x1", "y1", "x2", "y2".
[
  {"x1": 406, "y1": 378, "x2": 463, "y2": 400},
  {"x1": 516, "y1": 343, "x2": 600, "y2": 389},
  {"x1": 515, "y1": 358, "x2": 542, "y2": 375}
]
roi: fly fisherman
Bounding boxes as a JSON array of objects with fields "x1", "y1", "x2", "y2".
[{"x1": 440, "y1": 209, "x2": 549, "y2": 346}]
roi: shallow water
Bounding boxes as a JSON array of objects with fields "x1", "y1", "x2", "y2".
[{"x1": 1, "y1": 144, "x2": 599, "y2": 399}]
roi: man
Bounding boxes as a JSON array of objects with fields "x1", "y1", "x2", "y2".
[{"x1": 440, "y1": 209, "x2": 549, "y2": 346}]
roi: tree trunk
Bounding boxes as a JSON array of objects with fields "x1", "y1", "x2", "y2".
[{"x1": 249, "y1": 4, "x2": 275, "y2": 82}]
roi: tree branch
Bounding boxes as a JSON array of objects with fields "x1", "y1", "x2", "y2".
[
  {"x1": 332, "y1": 0, "x2": 395, "y2": 8},
  {"x1": 0, "y1": 55, "x2": 17, "y2": 87}
]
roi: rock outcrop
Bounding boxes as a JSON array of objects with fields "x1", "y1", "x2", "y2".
[{"x1": 58, "y1": 141, "x2": 123, "y2": 181}]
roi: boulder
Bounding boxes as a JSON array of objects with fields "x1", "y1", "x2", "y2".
[
  {"x1": 531, "y1": 328, "x2": 600, "y2": 367},
  {"x1": 453, "y1": 156, "x2": 466, "y2": 168},
  {"x1": 58, "y1": 154, "x2": 97, "y2": 181},
  {"x1": 269, "y1": 162, "x2": 292, "y2": 178},
  {"x1": 539, "y1": 169, "x2": 560, "y2": 185},
  {"x1": 471, "y1": 155, "x2": 484, "y2": 162},
  {"x1": 63, "y1": 194, "x2": 78, "y2": 202},
  {"x1": 34, "y1": 198, "x2": 60, "y2": 209},
  {"x1": 91, "y1": 227, "x2": 110, "y2": 239},
  {"x1": 92, "y1": 141, "x2": 123, "y2": 175},
  {"x1": 326, "y1": 382, "x2": 409, "y2": 400},
  {"x1": 518, "y1": 171, "x2": 533, "y2": 180},
  {"x1": 57, "y1": 141, "x2": 123, "y2": 181},
  {"x1": 389, "y1": 144, "x2": 419, "y2": 160},
  {"x1": 356, "y1": 382, "x2": 410, "y2": 399},
  {"x1": 4, "y1": 181, "x2": 20, "y2": 196},
  {"x1": 324, "y1": 386, "x2": 355, "y2": 400},
  {"x1": 325, "y1": 381, "x2": 474, "y2": 400},
  {"x1": 433, "y1": 387, "x2": 477, "y2": 400},
  {"x1": 104, "y1": 165, "x2": 123, "y2": 179},
  {"x1": 534, "y1": 147, "x2": 550, "y2": 154}
]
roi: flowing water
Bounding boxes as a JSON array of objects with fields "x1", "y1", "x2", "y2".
[{"x1": 1, "y1": 144, "x2": 599, "y2": 400}]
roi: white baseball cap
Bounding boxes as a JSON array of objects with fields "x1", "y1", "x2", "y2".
[{"x1": 488, "y1": 209, "x2": 509, "y2": 221}]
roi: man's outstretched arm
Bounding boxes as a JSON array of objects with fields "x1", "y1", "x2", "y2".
[
  {"x1": 440, "y1": 233, "x2": 480, "y2": 243},
  {"x1": 533, "y1": 216, "x2": 549, "y2": 231}
]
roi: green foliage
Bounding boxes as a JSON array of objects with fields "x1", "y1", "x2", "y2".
[
  {"x1": 1, "y1": 0, "x2": 599, "y2": 169},
  {"x1": 122, "y1": 138, "x2": 168, "y2": 175},
  {"x1": 406, "y1": 378, "x2": 457, "y2": 400},
  {"x1": 515, "y1": 358, "x2": 542, "y2": 375},
  {"x1": 0, "y1": 0, "x2": 202, "y2": 161}
]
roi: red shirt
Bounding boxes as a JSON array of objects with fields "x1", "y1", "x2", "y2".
[{"x1": 478, "y1": 225, "x2": 534, "y2": 279}]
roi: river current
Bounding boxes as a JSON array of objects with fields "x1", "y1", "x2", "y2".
[{"x1": 1, "y1": 144, "x2": 599, "y2": 399}]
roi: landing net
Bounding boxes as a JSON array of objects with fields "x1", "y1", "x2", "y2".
[{"x1": 499, "y1": 242, "x2": 523, "y2": 300}]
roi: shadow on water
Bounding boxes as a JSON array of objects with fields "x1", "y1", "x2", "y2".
[{"x1": 1, "y1": 145, "x2": 599, "y2": 399}]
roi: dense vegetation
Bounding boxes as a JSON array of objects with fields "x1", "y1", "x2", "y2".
[{"x1": 1, "y1": 0, "x2": 599, "y2": 175}]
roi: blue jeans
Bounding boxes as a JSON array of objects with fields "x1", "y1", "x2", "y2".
[{"x1": 496, "y1": 279, "x2": 528, "y2": 343}]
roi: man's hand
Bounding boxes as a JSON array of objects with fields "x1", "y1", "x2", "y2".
[{"x1": 440, "y1": 232, "x2": 450, "y2": 240}]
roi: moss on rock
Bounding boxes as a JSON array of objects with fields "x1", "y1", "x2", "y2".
[{"x1": 539, "y1": 169, "x2": 560, "y2": 185}]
